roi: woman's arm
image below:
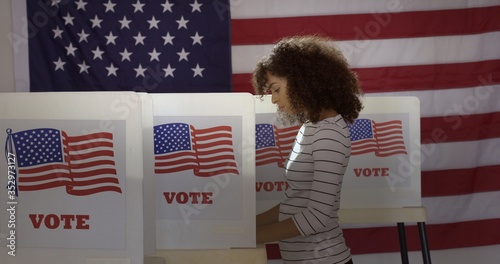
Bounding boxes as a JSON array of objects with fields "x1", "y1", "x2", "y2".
[
  {"x1": 256, "y1": 204, "x2": 301, "y2": 243},
  {"x1": 257, "y1": 217, "x2": 301, "y2": 244},
  {"x1": 256, "y1": 204, "x2": 280, "y2": 227}
]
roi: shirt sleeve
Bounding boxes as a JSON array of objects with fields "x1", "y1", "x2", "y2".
[{"x1": 292, "y1": 127, "x2": 350, "y2": 236}]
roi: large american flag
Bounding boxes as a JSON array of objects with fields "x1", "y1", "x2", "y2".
[
  {"x1": 9, "y1": 128, "x2": 121, "y2": 196},
  {"x1": 16, "y1": 0, "x2": 500, "y2": 256},
  {"x1": 227, "y1": 0, "x2": 500, "y2": 256},
  {"x1": 154, "y1": 123, "x2": 239, "y2": 177},
  {"x1": 348, "y1": 119, "x2": 407, "y2": 157},
  {"x1": 255, "y1": 124, "x2": 300, "y2": 168},
  {"x1": 26, "y1": 0, "x2": 231, "y2": 92}
]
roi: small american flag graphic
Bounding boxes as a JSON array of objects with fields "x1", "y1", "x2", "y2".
[
  {"x1": 255, "y1": 124, "x2": 300, "y2": 168},
  {"x1": 348, "y1": 119, "x2": 407, "y2": 157},
  {"x1": 154, "y1": 123, "x2": 239, "y2": 176},
  {"x1": 8, "y1": 128, "x2": 122, "y2": 196}
]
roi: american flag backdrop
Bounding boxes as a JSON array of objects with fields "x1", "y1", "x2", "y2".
[
  {"x1": 7, "y1": 128, "x2": 122, "y2": 196},
  {"x1": 16, "y1": 0, "x2": 500, "y2": 256},
  {"x1": 348, "y1": 119, "x2": 407, "y2": 157},
  {"x1": 154, "y1": 122, "x2": 239, "y2": 177},
  {"x1": 255, "y1": 124, "x2": 300, "y2": 168},
  {"x1": 228, "y1": 0, "x2": 500, "y2": 255},
  {"x1": 26, "y1": 0, "x2": 231, "y2": 92}
]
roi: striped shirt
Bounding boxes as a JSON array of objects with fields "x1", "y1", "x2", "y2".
[{"x1": 279, "y1": 115, "x2": 352, "y2": 264}]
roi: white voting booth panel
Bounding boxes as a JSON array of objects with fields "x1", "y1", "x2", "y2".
[
  {"x1": 255, "y1": 95, "x2": 421, "y2": 213},
  {"x1": 0, "y1": 93, "x2": 148, "y2": 264},
  {"x1": 255, "y1": 95, "x2": 430, "y2": 264},
  {"x1": 150, "y1": 93, "x2": 256, "y2": 249},
  {"x1": 140, "y1": 94, "x2": 156, "y2": 257}
]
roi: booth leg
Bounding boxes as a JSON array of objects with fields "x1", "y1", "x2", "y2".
[
  {"x1": 397, "y1": 223, "x2": 409, "y2": 264},
  {"x1": 418, "y1": 222, "x2": 432, "y2": 264}
]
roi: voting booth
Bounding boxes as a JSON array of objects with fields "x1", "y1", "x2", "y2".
[
  {"x1": 255, "y1": 95, "x2": 430, "y2": 264},
  {"x1": 255, "y1": 95, "x2": 421, "y2": 211},
  {"x1": 1, "y1": 93, "x2": 428, "y2": 264},
  {"x1": 0, "y1": 92, "x2": 149, "y2": 264},
  {"x1": 150, "y1": 93, "x2": 256, "y2": 249}
]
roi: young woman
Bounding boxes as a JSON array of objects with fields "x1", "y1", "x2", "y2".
[{"x1": 253, "y1": 35, "x2": 363, "y2": 264}]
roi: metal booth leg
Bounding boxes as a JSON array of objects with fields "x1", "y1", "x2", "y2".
[
  {"x1": 418, "y1": 222, "x2": 432, "y2": 264},
  {"x1": 397, "y1": 222, "x2": 410, "y2": 264}
]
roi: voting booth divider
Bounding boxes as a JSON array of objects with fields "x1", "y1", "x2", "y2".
[
  {"x1": 256, "y1": 95, "x2": 430, "y2": 264},
  {"x1": 0, "y1": 92, "x2": 148, "y2": 264},
  {"x1": 151, "y1": 93, "x2": 256, "y2": 250},
  {"x1": 0, "y1": 93, "x2": 429, "y2": 264}
]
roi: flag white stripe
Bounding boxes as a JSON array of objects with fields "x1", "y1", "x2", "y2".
[
  {"x1": 423, "y1": 191, "x2": 500, "y2": 224},
  {"x1": 231, "y1": 32, "x2": 500, "y2": 73},
  {"x1": 231, "y1": 0, "x2": 500, "y2": 18},
  {"x1": 368, "y1": 85, "x2": 500, "y2": 118},
  {"x1": 422, "y1": 138, "x2": 500, "y2": 171},
  {"x1": 341, "y1": 191, "x2": 500, "y2": 228},
  {"x1": 18, "y1": 169, "x2": 70, "y2": 178},
  {"x1": 67, "y1": 138, "x2": 114, "y2": 146},
  {"x1": 19, "y1": 178, "x2": 72, "y2": 187},
  {"x1": 69, "y1": 146, "x2": 114, "y2": 155},
  {"x1": 71, "y1": 165, "x2": 116, "y2": 173}
]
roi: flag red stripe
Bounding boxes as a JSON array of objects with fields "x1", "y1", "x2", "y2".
[
  {"x1": 18, "y1": 180, "x2": 70, "y2": 191},
  {"x1": 155, "y1": 159, "x2": 197, "y2": 167},
  {"x1": 68, "y1": 150, "x2": 114, "y2": 160},
  {"x1": 352, "y1": 143, "x2": 377, "y2": 151},
  {"x1": 374, "y1": 120, "x2": 403, "y2": 126},
  {"x1": 194, "y1": 168, "x2": 240, "y2": 177},
  {"x1": 196, "y1": 147, "x2": 235, "y2": 156},
  {"x1": 351, "y1": 146, "x2": 377, "y2": 152},
  {"x1": 67, "y1": 141, "x2": 113, "y2": 151},
  {"x1": 197, "y1": 155, "x2": 237, "y2": 163},
  {"x1": 18, "y1": 172, "x2": 69, "y2": 183},
  {"x1": 155, "y1": 152, "x2": 196, "y2": 160},
  {"x1": 231, "y1": 6, "x2": 500, "y2": 45},
  {"x1": 155, "y1": 165, "x2": 199, "y2": 174},
  {"x1": 196, "y1": 161, "x2": 238, "y2": 170},
  {"x1": 277, "y1": 138, "x2": 295, "y2": 146},
  {"x1": 232, "y1": 59, "x2": 500, "y2": 94},
  {"x1": 256, "y1": 148, "x2": 280, "y2": 155},
  {"x1": 65, "y1": 132, "x2": 113, "y2": 142},
  {"x1": 18, "y1": 164, "x2": 68, "y2": 175},
  {"x1": 276, "y1": 126, "x2": 301, "y2": 133},
  {"x1": 265, "y1": 218, "x2": 500, "y2": 256},
  {"x1": 68, "y1": 177, "x2": 120, "y2": 186},
  {"x1": 69, "y1": 169, "x2": 118, "y2": 178},
  {"x1": 193, "y1": 140, "x2": 234, "y2": 150},
  {"x1": 342, "y1": 218, "x2": 500, "y2": 254},
  {"x1": 70, "y1": 160, "x2": 116, "y2": 169},
  {"x1": 422, "y1": 165, "x2": 500, "y2": 197},
  {"x1": 373, "y1": 150, "x2": 408, "y2": 157},
  {"x1": 192, "y1": 126, "x2": 232, "y2": 134},
  {"x1": 257, "y1": 150, "x2": 279, "y2": 160},
  {"x1": 67, "y1": 186, "x2": 123, "y2": 196},
  {"x1": 353, "y1": 60, "x2": 500, "y2": 93},
  {"x1": 374, "y1": 140, "x2": 405, "y2": 148},
  {"x1": 194, "y1": 133, "x2": 232, "y2": 141},
  {"x1": 421, "y1": 112, "x2": 500, "y2": 143}
]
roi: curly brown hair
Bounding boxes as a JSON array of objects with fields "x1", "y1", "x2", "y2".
[{"x1": 252, "y1": 35, "x2": 363, "y2": 124}]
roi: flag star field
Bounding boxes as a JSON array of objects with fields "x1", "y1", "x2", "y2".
[{"x1": 28, "y1": 0, "x2": 232, "y2": 92}]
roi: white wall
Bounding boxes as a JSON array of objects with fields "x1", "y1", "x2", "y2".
[
  {"x1": 1, "y1": 0, "x2": 15, "y2": 93},
  {"x1": 1, "y1": 0, "x2": 499, "y2": 262}
]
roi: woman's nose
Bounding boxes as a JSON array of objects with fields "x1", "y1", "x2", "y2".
[{"x1": 271, "y1": 93, "x2": 278, "y2": 104}]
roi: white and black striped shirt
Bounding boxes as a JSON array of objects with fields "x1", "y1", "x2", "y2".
[{"x1": 279, "y1": 115, "x2": 352, "y2": 264}]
